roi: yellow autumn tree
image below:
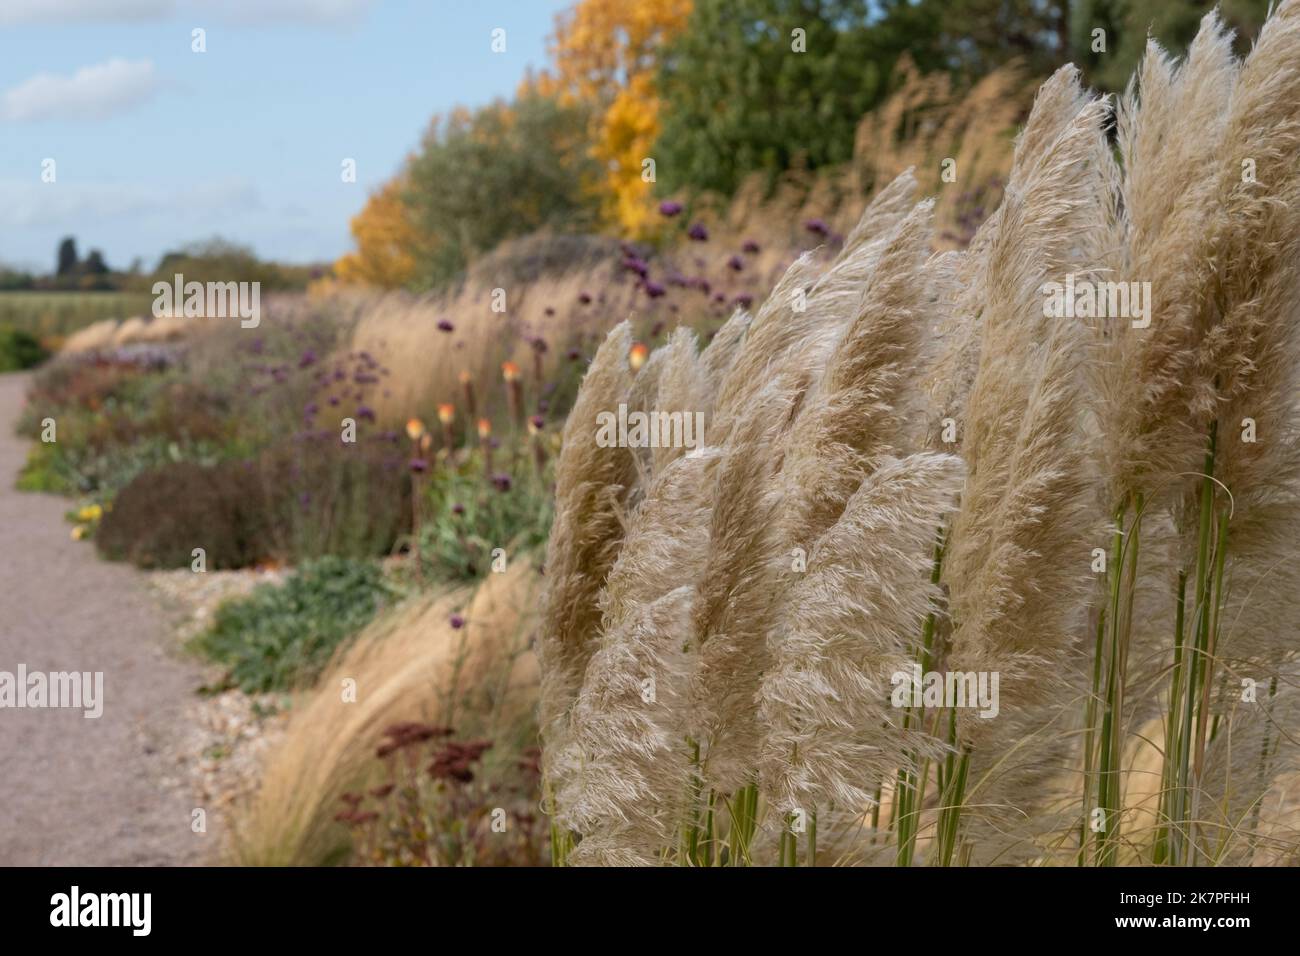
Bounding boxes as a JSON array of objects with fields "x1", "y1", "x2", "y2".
[
  {"x1": 334, "y1": 174, "x2": 422, "y2": 289},
  {"x1": 536, "y1": 0, "x2": 692, "y2": 237}
]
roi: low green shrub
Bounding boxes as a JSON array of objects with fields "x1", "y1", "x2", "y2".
[
  {"x1": 16, "y1": 442, "x2": 77, "y2": 493},
  {"x1": 22, "y1": 430, "x2": 227, "y2": 498},
  {"x1": 0, "y1": 326, "x2": 48, "y2": 371},
  {"x1": 416, "y1": 455, "x2": 553, "y2": 581},
  {"x1": 191, "y1": 556, "x2": 396, "y2": 692}
]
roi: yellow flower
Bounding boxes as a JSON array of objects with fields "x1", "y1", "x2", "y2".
[
  {"x1": 629, "y1": 342, "x2": 649, "y2": 371},
  {"x1": 71, "y1": 525, "x2": 87, "y2": 541},
  {"x1": 405, "y1": 417, "x2": 426, "y2": 442},
  {"x1": 77, "y1": 504, "x2": 103, "y2": 522}
]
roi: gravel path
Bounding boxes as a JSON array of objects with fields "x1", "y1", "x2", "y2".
[{"x1": 0, "y1": 371, "x2": 211, "y2": 865}]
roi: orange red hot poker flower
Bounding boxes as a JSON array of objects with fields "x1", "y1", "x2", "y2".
[
  {"x1": 437, "y1": 403, "x2": 456, "y2": 450},
  {"x1": 503, "y1": 361, "x2": 524, "y2": 427}
]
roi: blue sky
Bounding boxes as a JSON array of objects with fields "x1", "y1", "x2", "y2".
[{"x1": 0, "y1": 0, "x2": 572, "y2": 273}]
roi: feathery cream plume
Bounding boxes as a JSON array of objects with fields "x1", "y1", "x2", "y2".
[
  {"x1": 557, "y1": 446, "x2": 720, "y2": 865},
  {"x1": 1101, "y1": 11, "x2": 1239, "y2": 501},
  {"x1": 538, "y1": 321, "x2": 639, "y2": 809},
  {"x1": 688, "y1": 382, "x2": 795, "y2": 795},
  {"x1": 649, "y1": 328, "x2": 707, "y2": 475},
  {"x1": 1178, "y1": 1, "x2": 1300, "y2": 853},
  {"x1": 700, "y1": 195, "x2": 947, "y2": 800},
  {"x1": 773, "y1": 199, "x2": 940, "y2": 538},
  {"x1": 696, "y1": 307, "x2": 752, "y2": 423},
  {"x1": 940, "y1": 71, "x2": 1111, "y2": 859},
  {"x1": 759, "y1": 453, "x2": 965, "y2": 815},
  {"x1": 709, "y1": 168, "x2": 921, "y2": 441}
]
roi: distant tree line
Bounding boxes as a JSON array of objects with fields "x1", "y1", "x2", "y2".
[{"x1": 0, "y1": 236, "x2": 323, "y2": 294}]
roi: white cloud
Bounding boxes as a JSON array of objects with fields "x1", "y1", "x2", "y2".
[
  {"x1": 0, "y1": 0, "x2": 174, "y2": 25},
  {"x1": 1, "y1": 59, "x2": 159, "y2": 122},
  {"x1": 189, "y1": 0, "x2": 376, "y2": 26},
  {"x1": 0, "y1": 178, "x2": 263, "y2": 229},
  {"x1": 0, "y1": 0, "x2": 374, "y2": 26}
]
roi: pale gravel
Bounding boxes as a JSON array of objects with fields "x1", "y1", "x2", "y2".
[{"x1": 0, "y1": 370, "x2": 296, "y2": 865}]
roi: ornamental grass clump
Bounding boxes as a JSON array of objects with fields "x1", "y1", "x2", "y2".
[
  {"x1": 1086, "y1": 5, "x2": 1300, "y2": 867},
  {"x1": 539, "y1": 0, "x2": 1300, "y2": 867}
]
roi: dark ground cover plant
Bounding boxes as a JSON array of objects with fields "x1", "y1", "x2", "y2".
[
  {"x1": 338, "y1": 722, "x2": 547, "y2": 866},
  {"x1": 190, "y1": 555, "x2": 397, "y2": 693},
  {"x1": 0, "y1": 326, "x2": 48, "y2": 371}
]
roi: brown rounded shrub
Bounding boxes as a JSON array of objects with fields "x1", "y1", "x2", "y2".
[
  {"x1": 96, "y1": 459, "x2": 273, "y2": 569},
  {"x1": 96, "y1": 438, "x2": 411, "y2": 570}
]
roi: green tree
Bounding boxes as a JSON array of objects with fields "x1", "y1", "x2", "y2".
[
  {"x1": 148, "y1": 238, "x2": 299, "y2": 291},
  {"x1": 1072, "y1": 0, "x2": 1271, "y2": 92},
  {"x1": 654, "y1": 0, "x2": 942, "y2": 198},
  {"x1": 404, "y1": 92, "x2": 600, "y2": 289},
  {"x1": 927, "y1": 0, "x2": 1070, "y2": 77},
  {"x1": 56, "y1": 237, "x2": 78, "y2": 276},
  {"x1": 83, "y1": 249, "x2": 109, "y2": 274},
  {"x1": 0, "y1": 265, "x2": 35, "y2": 291}
]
